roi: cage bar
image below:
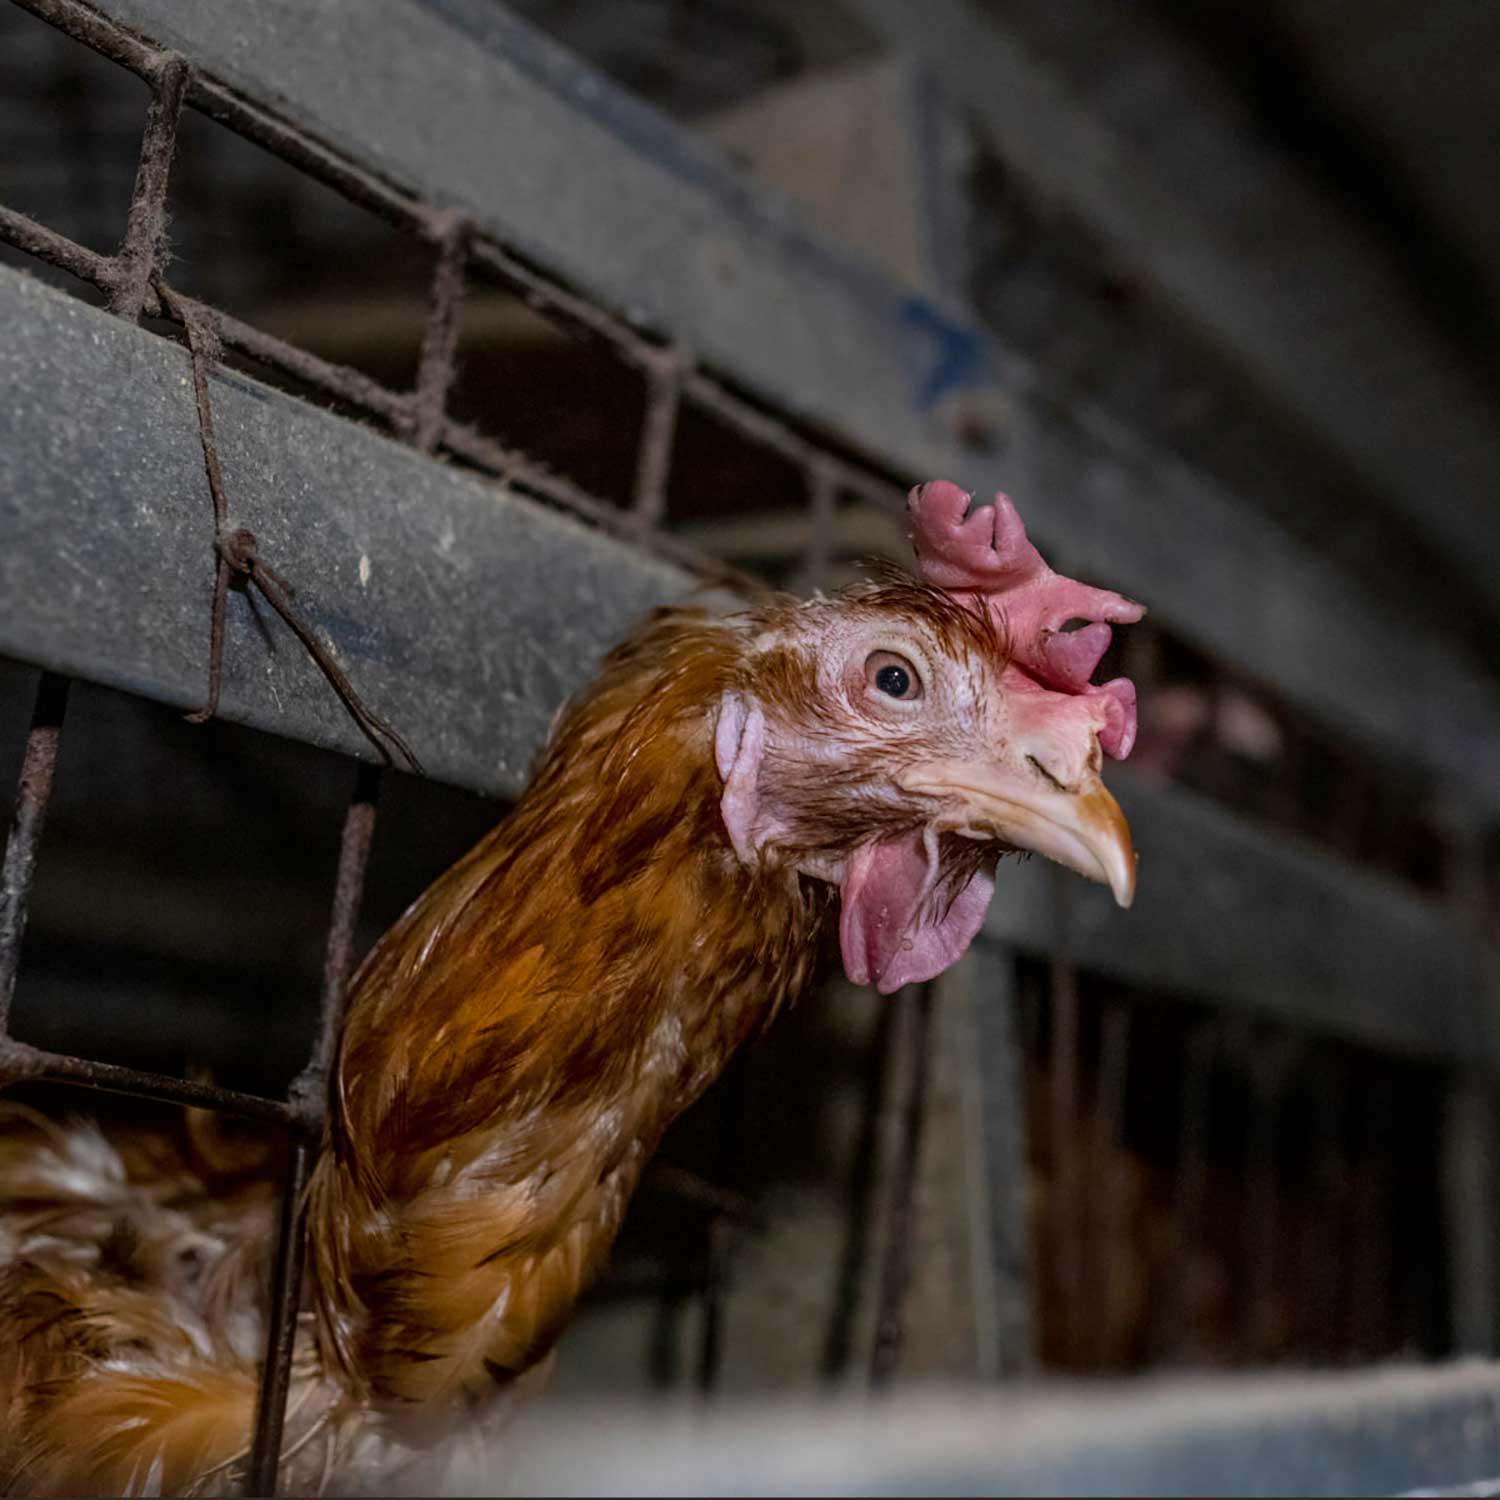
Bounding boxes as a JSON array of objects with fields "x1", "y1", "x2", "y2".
[{"x1": 0, "y1": 672, "x2": 69, "y2": 1036}]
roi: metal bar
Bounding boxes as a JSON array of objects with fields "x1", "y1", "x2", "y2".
[
  {"x1": 289, "y1": 763, "x2": 382, "y2": 1127},
  {"x1": 679, "y1": 370, "x2": 900, "y2": 515},
  {"x1": 2, "y1": 263, "x2": 1489, "y2": 1064},
  {"x1": 870, "y1": 983, "x2": 935, "y2": 1387},
  {"x1": 1305, "y1": 1057, "x2": 1354, "y2": 1364},
  {"x1": 694, "y1": 1055, "x2": 747, "y2": 1395},
  {"x1": 1444, "y1": 1081, "x2": 1500, "y2": 1356},
  {"x1": 0, "y1": 264, "x2": 712, "y2": 798},
  {"x1": 160, "y1": 289, "x2": 412, "y2": 429},
  {"x1": 249, "y1": 764, "x2": 383, "y2": 1494},
  {"x1": 0, "y1": 203, "x2": 115, "y2": 289},
  {"x1": 1047, "y1": 960, "x2": 1082, "y2": 1367},
  {"x1": 821, "y1": 994, "x2": 895, "y2": 1381},
  {"x1": 1046, "y1": 870, "x2": 1083, "y2": 1368},
  {"x1": 0, "y1": 1041, "x2": 295, "y2": 1126},
  {"x1": 631, "y1": 348, "x2": 685, "y2": 526},
  {"x1": 793, "y1": 459, "x2": 840, "y2": 595},
  {"x1": 1169, "y1": 1021, "x2": 1215, "y2": 1364},
  {"x1": 15, "y1": 0, "x2": 1500, "y2": 812},
  {"x1": 408, "y1": 1359, "x2": 1500, "y2": 1498},
  {"x1": 246, "y1": 1137, "x2": 313, "y2": 1497},
  {"x1": 0, "y1": 672, "x2": 69, "y2": 1035},
  {"x1": 986, "y1": 771, "x2": 1487, "y2": 1068},
  {"x1": 1347, "y1": 1076, "x2": 1396, "y2": 1358},
  {"x1": 968, "y1": 940, "x2": 1036, "y2": 1378},
  {"x1": 853, "y1": 0, "x2": 1500, "y2": 627},
  {"x1": 1090, "y1": 999, "x2": 1131, "y2": 1371},
  {"x1": 107, "y1": 51, "x2": 187, "y2": 321},
  {"x1": 409, "y1": 216, "x2": 470, "y2": 455},
  {"x1": 1242, "y1": 1033, "x2": 1290, "y2": 1361}
]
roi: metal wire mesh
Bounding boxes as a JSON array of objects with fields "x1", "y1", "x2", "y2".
[
  {"x1": 0, "y1": 0, "x2": 918, "y2": 1488},
  {"x1": 0, "y1": 1, "x2": 1492, "y2": 1494}
]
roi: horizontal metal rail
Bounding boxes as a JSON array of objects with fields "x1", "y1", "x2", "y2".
[
  {"x1": 0, "y1": 265, "x2": 708, "y2": 795},
  {"x1": 0, "y1": 265, "x2": 1484, "y2": 1066},
  {"x1": 392, "y1": 1360, "x2": 1500, "y2": 1497},
  {"x1": 987, "y1": 771, "x2": 1487, "y2": 1067},
  {"x1": 853, "y1": 0, "x2": 1500, "y2": 629},
  {"x1": 18, "y1": 0, "x2": 1500, "y2": 814}
]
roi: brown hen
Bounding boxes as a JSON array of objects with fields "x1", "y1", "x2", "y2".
[{"x1": 0, "y1": 481, "x2": 1143, "y2": 1494}]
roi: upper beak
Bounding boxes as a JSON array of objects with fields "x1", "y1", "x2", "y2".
[{"x1": 897, "y1": 762, "x2": 1137, "y2": 908}]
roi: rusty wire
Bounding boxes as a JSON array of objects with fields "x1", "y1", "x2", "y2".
[
  {"x1": 0, "y1": 0, "x2": 923, "y2": 1487},
  {"x1": 107, "y1": 51, "x2": 187, "y2": 320},
  {"x1": 155, "y1": 279, "x2": 424, "y2": 773},
  {"x1": 3, "y1": 0, "x2": 906, "y2": 591},
  {"x1": 870, "y1": 983, "x2": 936, "y2": 1388}
]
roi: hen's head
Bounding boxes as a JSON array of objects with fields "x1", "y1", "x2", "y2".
[{"x1": 716, "y1": 479, "x2": 1144, "y2": 994}]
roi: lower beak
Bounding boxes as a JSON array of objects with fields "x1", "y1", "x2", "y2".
[{"x1": 897, "y1": 763, "x2": 1137, "y2": 908}]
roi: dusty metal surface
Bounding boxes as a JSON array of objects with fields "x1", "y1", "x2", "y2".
[
  {"x1": 0, "y1": 266, "x2": 702, "y2": 801},
  {"x1": 988, "y1": 770, "x2": 1486, "y2": 1067},
  {"x1": 394, "y1": 1361, "x2": 1500, "y2": 1496},
  {"x1": 854, "y1": 0, "x2": 1500, "y2": 628},
  {"x1": 0, "y1": 261, "x2": 1482, "y2": 1065},
  {"x1": 13, "y1": 0, "x2": 1500, "y2": 813}
]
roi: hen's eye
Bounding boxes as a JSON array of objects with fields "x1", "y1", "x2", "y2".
[{"x1": 865, "y1": 651, "x2": 923, "y2": 701}]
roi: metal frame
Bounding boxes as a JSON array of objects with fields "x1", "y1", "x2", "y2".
[
  {"x1": 853, "y1": 0, "x2": 1500, "y2": 626},
  {"x1": 393, "y1": 1359, "x2": 1500, "y2": 1497},
  {"x1": 28, "y1": 0, "x2": 1500, "y2": 812},
  {"x1": 1, "y1": 0, "x2": 1498, "y2": 1492}
]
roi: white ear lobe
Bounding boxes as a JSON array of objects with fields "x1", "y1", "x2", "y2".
[{"x1": 715, "y1": 691, "x2": 766, "y2": 864}]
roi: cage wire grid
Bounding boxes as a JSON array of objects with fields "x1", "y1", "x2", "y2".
[
  {"x1": 0, "y1": 0, "x2": 929, "y2": 1489},
  {"x1": 1, "y1": 0, "x2": 1491, "y2": 1494}
]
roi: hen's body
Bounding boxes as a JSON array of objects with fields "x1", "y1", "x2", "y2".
[
  {"x1": 0, "y1": 481, "x2": 1143, "y2": 1495},
  {"x1": 0, "y1": 608, "x2": 829, "y2": 1494},
  {"x1": 310, "y1": 609, "x2": 827, "y2": 1411}
]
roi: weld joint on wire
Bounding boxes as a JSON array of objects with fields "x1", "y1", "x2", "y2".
[{"x1": 0, "y1": 1037, "x2": 46, "y2": 1089}]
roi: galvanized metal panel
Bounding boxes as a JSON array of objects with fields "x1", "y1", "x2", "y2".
[
  {"x1": 988, "y1": 769, "x2": 1487, "y2": 1066},
  {"x1": 0, "y1": 266, "x2": 697, "y2": 798},
  {"x1": 0, "y1": 267, "x2": 1484, "y2": 1061},
  {"x1": 855, "y1": 0, "x2": 1500, "y2": 630},
  {"x1": 399, "y1": 1360, "x2": 1500, "y2": 1497},
  {"x1": 52, "y1": 0, "x2": 1500, "y2": 811}
]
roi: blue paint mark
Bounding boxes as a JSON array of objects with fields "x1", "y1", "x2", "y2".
[{"x1": 901, "y1": 299, "x2": 986, "y2": 411}]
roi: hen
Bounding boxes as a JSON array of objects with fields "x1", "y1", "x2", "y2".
[{"x1": 0, "y1": 480, "x2": 1143, "y2": 1494}]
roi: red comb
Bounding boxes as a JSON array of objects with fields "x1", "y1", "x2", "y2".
[{"x1": 908, "y1": 480, "x2": 1146, "y2": 759}]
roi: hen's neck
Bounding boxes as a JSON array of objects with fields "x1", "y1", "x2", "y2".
[{"x1": 339, "y1": 609, "x2": 832, "y2": 1143}]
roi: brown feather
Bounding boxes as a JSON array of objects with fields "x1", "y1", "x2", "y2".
[
  {"x1": 307, "y1": 605, "x2": 830, "y2": 1413},
  {"x1": 0, "y1": 576, "x2": 1009, "y2": 1492}
]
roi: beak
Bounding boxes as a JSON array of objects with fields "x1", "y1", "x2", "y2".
[{"x1": 897, "y1": 762, "x2": 1137, "y2": 908}]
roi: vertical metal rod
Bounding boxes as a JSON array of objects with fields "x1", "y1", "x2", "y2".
[
  {"x1": 1090, "y1": 1000, "x2": 1131, "y2": 1370},
  {"x1": 695, "y1": 1217, "x2": 730, "y2": 1393},
  {"x1": 411, "y1": 214, "x2": 470, "y2": 454},
  {"x1": 1047, "y1": 869, "x2": 1082, "y2": 1368},
  {"x1": 821, "y1": 994, "x2": 895, "y2": 1381},
  {"x1": 696, "y1": 1055, "x2": 747, "y2": 1394},
  {"x1": 1346, "y1": 1074, "x2": 1392, "y2": 1359},
  {"x1": 292, "y1": 763, "x2": 383, "y2": 1120},
  {"x1": 248, "y1": 763, "x2": 381, "y2": 1495},
  {"x1": 1169, "y1": 1021, "x2": 1215, "y2": 1364},
  {"x1": 108, "y1": 53, "x2": 188, "y2": 322},
  {"x1": 1439, "y1": 812, "x2": 1500, "y2": 1357},
  {"x1": 631, "y1": 348, "x2": 686, "y2": 525},
  {"x1": 1242, "y1": 1035, "x2": 1288, "y2": 1362},
  {"x1": 0, "y1": 672, "x2": 70, "y2": 1036},
  {"x1": 798, "y1": 460, "x2": 839, "y2": 594},
  {"x1": 1307, "y1": 1058, "x2": 1350, "y2": 1363},
  {"x1": 968, "y1": 943, "x2": 1036, "y2": 1378},
  {"x1": 870, "y1": 983, "x2": 935, "y2": 1388},
  {"x1": 246, "y1": 1138, "x2": 313, "y2": 1499}
]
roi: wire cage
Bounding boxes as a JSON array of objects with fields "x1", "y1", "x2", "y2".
[{"x1": 2, "y1": 0, "x2": 1498, "y2": 1495}]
